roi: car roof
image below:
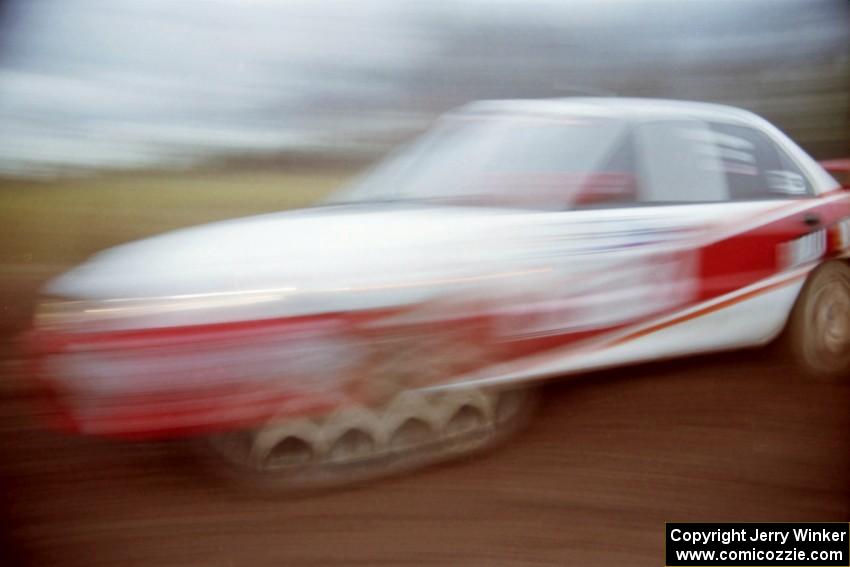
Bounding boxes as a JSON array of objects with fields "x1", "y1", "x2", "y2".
[{"x1": 459, "y1": 97, "x2": 762, "y2": 126}]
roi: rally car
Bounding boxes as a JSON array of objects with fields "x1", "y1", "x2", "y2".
[{"x1": 26, "y1": 98, "x2": 850, "y2": 488}]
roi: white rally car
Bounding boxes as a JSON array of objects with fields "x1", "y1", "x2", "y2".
[{"x1": 26, "y1": 98, "x2": 850, "y2": 487}]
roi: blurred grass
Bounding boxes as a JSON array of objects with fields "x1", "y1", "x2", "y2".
[
  {"x1": 0, "y1": 168, "x2": 350, "y2": 334},
  {"x1": 0, "y1": 169, "x2": 350, "y2": 268}
]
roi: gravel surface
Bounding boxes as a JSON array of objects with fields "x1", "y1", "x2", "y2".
[{"x1": 1, "y1": 348, "x2": 847, "y2": 566}]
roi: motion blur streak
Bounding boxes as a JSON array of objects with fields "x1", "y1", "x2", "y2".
[
  {"x1": 0, "y1": 0, "x2": 848, "y2": 178},
  {"x1": 1, "y1": 1, "x2": 849, "y2": 566}
]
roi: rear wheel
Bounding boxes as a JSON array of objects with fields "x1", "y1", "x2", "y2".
[{"x1": 783, "y1": 261, "x2": 850, "y2": 380}]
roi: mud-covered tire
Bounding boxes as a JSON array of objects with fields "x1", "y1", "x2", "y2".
[
  {"x1": 782, "y1": 261, "x2": 850, "y2": 380},
  {"x1": 198, "y1": 386, "x2": 537, "y2": 492}
]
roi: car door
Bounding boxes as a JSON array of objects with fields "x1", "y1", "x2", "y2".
[
  {"x1": 694, "y1": 121, "x2": 829, "y2": 302},
  {"x1": 495, "y1": 118, "x2": 747, "y2": 373},
  {"x1": 624, "y1": 117, "x2": 831, "y2": 355},
  {"x1": 466, "y1": 114, "x2": 850, "y2": 381},
  {"x1": 633, "y1": 117, "x2": 835, "y2": 292}
]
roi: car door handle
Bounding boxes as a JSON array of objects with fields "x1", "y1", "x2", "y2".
[{"x1": 803, "y1": 213, "x2": 821, "y2": 227}]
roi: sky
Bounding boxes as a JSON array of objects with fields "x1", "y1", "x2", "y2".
[
  {"x1": 0, "y1": 0, "x2": 438, "y2": 175},
  {"x1": 0, "y1": 0, "x2": 847, "y2": 177}
]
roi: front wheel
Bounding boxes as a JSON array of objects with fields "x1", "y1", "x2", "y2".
[
  {"x1": 783, "y1": 261, "x2": 850, "y2": 380},
  {"x1": 199, "y1": 386, "x2": 537, "y2": 492}
]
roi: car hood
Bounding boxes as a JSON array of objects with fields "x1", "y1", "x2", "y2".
[
  {"x1": 40, "y1": 202, "x2": 712, "y2": 331},
  {"x1": 44, "y1": 204, "x2": 531, "y2": 302}
]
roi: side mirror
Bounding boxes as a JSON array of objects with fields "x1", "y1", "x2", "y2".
[{"x1": 820, "y1": 159, "x2": 850, "y2": 190}]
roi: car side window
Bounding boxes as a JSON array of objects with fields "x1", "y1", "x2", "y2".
[
  {"x1": 708, "y1": 122, "x2": 812, "y2": 199},
  {"x1": 634, "y1": 120, "x2": 729, "y2": 203},
  {"x1": 570, "y1": 130, "x2": 640, "y2": 208}
]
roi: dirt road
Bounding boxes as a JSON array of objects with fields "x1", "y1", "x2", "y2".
[{"x1": 1, "y1": 346, "x2": 847, "y2": 567}]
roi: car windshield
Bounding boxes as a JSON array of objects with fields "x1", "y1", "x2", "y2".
[{"x1": 328, "y1": 113, "x2": 631, "y2": 210}]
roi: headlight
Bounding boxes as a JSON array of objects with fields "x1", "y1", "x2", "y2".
[{"x1": 35, "y1": 287, "x2": 298, "y2": 331}]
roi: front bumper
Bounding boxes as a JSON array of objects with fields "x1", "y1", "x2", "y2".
[
  {"x1": 23, "y1": 305, "x2": 501, "y2": 439},
  {"x1": 24, "y1": 313, "x2": 373, "y2": 438}
]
